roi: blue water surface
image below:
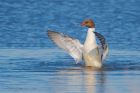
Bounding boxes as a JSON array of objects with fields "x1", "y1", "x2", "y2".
[{"x1": 0, "y1": 0, "x2": 140, "y2": 93}]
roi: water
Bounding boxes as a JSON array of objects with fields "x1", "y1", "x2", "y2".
[{"x1": 0, "y1": 0, "x2": 140, "y2": 93}]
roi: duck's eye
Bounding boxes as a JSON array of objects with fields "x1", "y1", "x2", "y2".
[{"x1": 85, "y1": 21, "x2": 89, "y2": 24}]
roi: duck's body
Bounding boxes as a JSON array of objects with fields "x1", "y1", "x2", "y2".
[
  {"x1": 48, "y1": 19, "x2": 109, "y2": 68},
  {"x1": 83, "y1": 28, "x2": 102, "y2": 67}
]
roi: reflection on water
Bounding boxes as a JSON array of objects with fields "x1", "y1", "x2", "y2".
[
  {"x1": 83, "y1": 67, "x2": 105, "y2": 93},
  {"x1": 57, "y1": 67, "x2": 104, "y2": 93},
  {"x1": 83, "y1": 68, "x2": 98, "y2": 93},
  {"x1": 0, "y1": 48, "x2": 140, "y2": 93}
]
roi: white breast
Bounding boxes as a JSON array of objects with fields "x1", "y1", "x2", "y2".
[
  {"x1": 83, "y1": 28, "x2": 102, "y2": 67},
  {"x1": 84, "y1": 28, "x2": 97, "y2": 53}
]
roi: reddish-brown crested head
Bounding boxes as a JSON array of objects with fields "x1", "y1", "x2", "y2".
[{"x1": 81, "y1": 19, "x2": 95, "y2": 28}]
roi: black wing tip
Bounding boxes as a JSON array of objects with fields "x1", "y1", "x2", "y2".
[
  {"x1": 47, "y1": 30, "x2": 58, "y2": 33},
  {"x1": 94, "y1": 32, "x2": 107, "y2": 49},
  {"x1": 47, "y1": 30, "x2": 56, "y2": 36},
  {"x1": 47, "y1": 30, "x2": 51, "y2": 37},
  {"x1": 47, "y1": 30, "x2": 54, "y2": 39}
]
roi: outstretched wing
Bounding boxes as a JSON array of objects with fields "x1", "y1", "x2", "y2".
[
  {"x1": 94, "y1": 32, "x2": 109, "y2": 61},
  {"x1": 48, "y1": 30, "x2": 83, "y2": 63}
]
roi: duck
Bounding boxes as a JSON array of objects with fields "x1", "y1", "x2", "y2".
[{"x1": 47, "y1": 19, "x2": 109, "y2": 68}]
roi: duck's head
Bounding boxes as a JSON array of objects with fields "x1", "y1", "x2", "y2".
[{"x1": 81, "y1": 19, "x2": 95, "y2": 28}]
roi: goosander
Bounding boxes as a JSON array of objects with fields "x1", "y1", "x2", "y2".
[{"x1": 48, "y1": 19, "x2": 109, "y2": 68}]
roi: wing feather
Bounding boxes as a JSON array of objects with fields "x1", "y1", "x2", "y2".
[
  {"x1": 94, "y1": 32, "x2": 109, "y2": 61},
  {"x1": 48, "y1": 30, "x2": 83, "y2": 63}
]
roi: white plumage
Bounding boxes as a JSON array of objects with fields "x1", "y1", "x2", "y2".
[
  {"x1": 48, "y1": 31, "x2": 83, "y2": 63},
  {"x1": 48, "y1": 28, "x2": 109, "y2": 68}
]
